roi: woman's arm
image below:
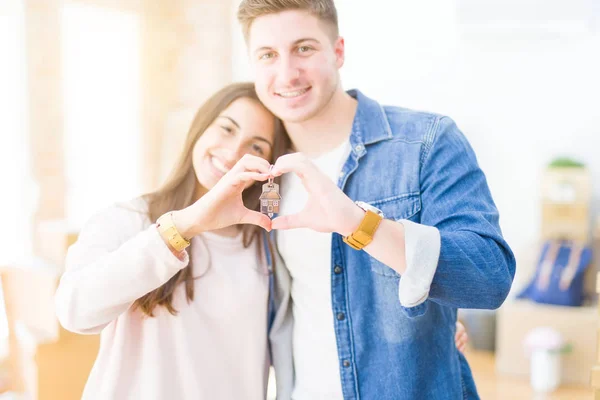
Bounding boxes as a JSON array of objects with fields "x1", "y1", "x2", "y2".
[{"x1": 55, "y1": 201, "x2": 189, "y2": 334}]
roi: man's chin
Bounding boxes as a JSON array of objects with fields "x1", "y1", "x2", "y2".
[{"x1": 272, "y1": 106, "x2": 318, "y2": 124}]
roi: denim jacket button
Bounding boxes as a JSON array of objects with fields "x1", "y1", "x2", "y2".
[
  {"x1": 343, "y1": 360, "x2": 351, "y2": 367},
  {"x1": 337, "y1": 312, "x2": 346, "y2": 321},
  {"x1": 334, "y1": 266, "x2": 343, "y2": 274}
]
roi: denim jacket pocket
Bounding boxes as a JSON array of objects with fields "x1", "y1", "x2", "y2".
[{"x1": 369, "y1": 193, "x2": 421, "y2": 277}]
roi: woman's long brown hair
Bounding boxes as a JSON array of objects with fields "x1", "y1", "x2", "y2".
[{"x1": 134, "y1": 82, "x2": 289, "y2": 317}]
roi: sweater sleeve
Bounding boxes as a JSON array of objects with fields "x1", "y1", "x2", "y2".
[{"x1": 55, "y1": 200, "x2": 189, "y2": 334}]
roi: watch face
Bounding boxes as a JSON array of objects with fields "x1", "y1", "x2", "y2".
[{"x1": 355, "y1": 201, "x2": 385, "y2": 218}]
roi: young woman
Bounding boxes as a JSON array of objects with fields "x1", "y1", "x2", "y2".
[
  {"x1": 55, "y1": 82, "x2": 469, "y2": 400},
  {"x1": 55, "y1": 82, "x2": 289, "y2": 400}
]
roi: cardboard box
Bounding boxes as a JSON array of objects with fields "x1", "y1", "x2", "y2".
[
  {"x1": 495, "y1": 298, "x2": 596, "y2": 385},
  {"x1": 541, "y1": 167, "x2": 591, "y2": 243}
]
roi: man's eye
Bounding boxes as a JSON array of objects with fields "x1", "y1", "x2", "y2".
[
  {"x1": 259, "y1": 52, "x2": 275, "y2": 60},
  {"x1": 298, "y1": 46, "x2": 313, "y2": 53}
]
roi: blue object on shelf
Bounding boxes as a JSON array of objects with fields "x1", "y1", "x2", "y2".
[{"x1": 517, "y1": 240, "x2": 592, "y2": 307}]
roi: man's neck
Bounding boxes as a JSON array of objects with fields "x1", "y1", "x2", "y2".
[{"x1": 284, "y1": 88, "x2": 357, "y2": 158}]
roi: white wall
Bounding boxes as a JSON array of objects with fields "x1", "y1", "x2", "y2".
[{"x1": 231, "y1": 0, "x2": 600, "y2": 254}]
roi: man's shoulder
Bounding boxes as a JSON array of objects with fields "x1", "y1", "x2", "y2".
[{"x1": 381, "y1": 105, "x2": 446, "y2": 143}]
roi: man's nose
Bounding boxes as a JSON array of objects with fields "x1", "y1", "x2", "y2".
[{"x1": 276, "y1": 55, "x2": 301, "y2": 86}]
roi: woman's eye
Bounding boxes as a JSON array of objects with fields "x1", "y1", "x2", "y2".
[
  {"x1": 251, "y1": 144, "x2": 265, "y2": 155},
  {"x1": 220, "y1": 125, "x2": 233, "y2": 134}
]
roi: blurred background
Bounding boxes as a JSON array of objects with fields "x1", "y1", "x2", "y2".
[{"x1": 0, "y1": 0, "x2": 599, "y2": 399}]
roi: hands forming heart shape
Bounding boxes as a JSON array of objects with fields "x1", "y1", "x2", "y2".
[{"x1": 173, "y1": 153, "x2": 364, "y2": 238}]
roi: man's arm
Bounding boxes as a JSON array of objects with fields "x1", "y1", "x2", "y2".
[
  {"x1": 413, "y1": 116, "x2": 516, "y2": 310},
  {"x1": 270, "y1": 117, "x2": 515, "y2": 316},
  {"x1": 336, "y1": 116, "x2": 514, "y2": 315}
]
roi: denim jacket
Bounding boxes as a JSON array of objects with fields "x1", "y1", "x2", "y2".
[{"x1": 266, "y1": 89, "x2": 516, "y2": 400}]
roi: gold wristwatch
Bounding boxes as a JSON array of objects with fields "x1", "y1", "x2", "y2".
[
  {"x1": 342, "y1": 201, "x2": 384, "y2": 251},
  {"x1": 156, "y1": 212, "x2": 190, "y2": 252}
]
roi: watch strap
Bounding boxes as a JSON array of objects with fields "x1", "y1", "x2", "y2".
[
  {"x1": 343, "y1": 210, "x2": 383, "y2": 250},
  {"x1": 156, "y1": 212, "x2": 190, "y2": 252}
]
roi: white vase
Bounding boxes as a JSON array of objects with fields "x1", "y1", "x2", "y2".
[{"x1": 530, "y1": 349, "x2": 561, "y2": 393}]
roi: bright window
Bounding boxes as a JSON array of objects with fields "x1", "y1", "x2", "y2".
[
  {"x1": 0, "y1": 0, "x2": 30, "y2": 356},
  {"x1": 61, "y1": 3, "x2": 142, "y2": 228}
]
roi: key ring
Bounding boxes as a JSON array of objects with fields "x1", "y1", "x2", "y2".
[{"x1": 268, "y1": 165, "x2": 274, "y2": 187}]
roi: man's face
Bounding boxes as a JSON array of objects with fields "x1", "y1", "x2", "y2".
[{"x1": 248, "y1": 10, "x2": 344, "y2": 123}]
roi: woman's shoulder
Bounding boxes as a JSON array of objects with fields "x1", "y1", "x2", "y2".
[
  {"x1": 79, "y1": 196, "x2": 152, "y2": 242},
  {"x1": 114, "y1": 196, "x2": 150, "y2": 218}
]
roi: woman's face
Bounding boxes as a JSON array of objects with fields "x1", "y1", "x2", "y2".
[{"x1": 192, "y1": 97, "x2": 276, "y2": 191}]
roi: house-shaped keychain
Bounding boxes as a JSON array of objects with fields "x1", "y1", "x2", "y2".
[{"x1": 260, "y1": 181, "x2": 281, "y2": 218}]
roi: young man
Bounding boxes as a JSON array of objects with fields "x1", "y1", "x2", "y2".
[{"x1": 237, "y1": 1, "x2": 516, "y2": 399}]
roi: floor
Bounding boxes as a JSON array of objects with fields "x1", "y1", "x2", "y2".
[
  {"x1": 466, "y1": 350, "x2": 593, "y2": 399},
  {"x1": 267, "y1": 350, "x2": 594, "y2": 399}
]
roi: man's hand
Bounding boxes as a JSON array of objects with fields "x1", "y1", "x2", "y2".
[{"x1": 270, "y1": 153, "x2": 363, "y2": 235}]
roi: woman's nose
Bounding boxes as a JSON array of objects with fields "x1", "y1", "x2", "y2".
[{"x1": 222, "y1": 140, "x2": 246, "y2": 167}]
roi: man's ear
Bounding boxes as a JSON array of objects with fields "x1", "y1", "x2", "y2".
[{"x1": 334, "y1": 36, "x2": 345, "y2": 69}]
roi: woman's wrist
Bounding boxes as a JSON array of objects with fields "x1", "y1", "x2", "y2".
[
  {"x1": 171, "y1": 208, "x2": 197, "y2": 239},
  {"x1": 171, "y1": 199, "x2": 212, "y2": 239},
  {"x1": 160, "y1": 235, "x2": 187, "y2": 260},
  {"x1": 156, "y1": 211, "x2": 191, "y2": 260}
]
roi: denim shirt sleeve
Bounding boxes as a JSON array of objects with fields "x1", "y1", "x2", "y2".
[{"x1": 402, "y1": 116, "x2": 516, "y2": 316}]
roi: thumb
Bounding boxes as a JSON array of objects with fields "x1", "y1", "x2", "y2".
[
  {"x1": 240, "y1": 210, "x2": 272, "y2": 231},
  {"x1": 271, "y1": 212, "x2": 307, "y2": 230}
]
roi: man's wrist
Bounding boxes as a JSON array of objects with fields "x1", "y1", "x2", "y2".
[{"x1": 338, "y1": 204, "x2": 365, "y2": 237}]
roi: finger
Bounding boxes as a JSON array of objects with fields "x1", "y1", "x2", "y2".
[
  {"x1": 458, "y1": 342, "x2": 466, "y2": 353},
  {"x1": 240, "y1": 210, "x2": 272, "y2": 231},
  {"x1": 231, "y1": 172, "x2": 270, "y2": 186},
  {"x1": 271, "y1": 213, "x2": 308, "y2": 230},
  {"x1": 456, "y1": 336, "x2": 468, "y2": 351},
  {"x1": 230, "y1": 154, "x2": 271, "y2": 175},
  {"x1": 271, "y1": 153, "x2": 312, "y2": 178}
]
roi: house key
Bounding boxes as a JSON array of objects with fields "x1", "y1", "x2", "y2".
[{"x1": 259, "y1": 165, "x2": 282, "y2": 218}]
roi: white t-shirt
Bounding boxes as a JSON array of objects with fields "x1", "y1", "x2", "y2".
[
  {"x1": 277, "y1": 140, "x2": 351, "y2": 400},
  {"x1": 275, "y1": 139, "x2": 442, "y2": 400}
]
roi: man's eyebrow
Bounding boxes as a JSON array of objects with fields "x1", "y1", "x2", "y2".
[
  {"x1": 217, "y1": 115, "x2": 240, "y2": 129},
  {"x1": 292, "y1": 38, "x2": 321, "y2": 46},
  {"x1": 253, "y1": 38, "x2": 321, "y2": 54}
]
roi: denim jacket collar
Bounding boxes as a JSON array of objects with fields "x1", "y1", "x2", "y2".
[{"x1": 347, "y1": 89, "x2": 393, "y2": 156}]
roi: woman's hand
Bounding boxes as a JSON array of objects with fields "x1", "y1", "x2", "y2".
[{"x1": 172, "y1": 154, "x2": 272, "y2": 237}]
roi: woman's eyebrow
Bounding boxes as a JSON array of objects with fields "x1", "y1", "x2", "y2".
[
  {"x1": 253, "y1": 136, "x2": 273, "y2": 148},
  {"x1": 218, "y1": 115, "x2": 240, "y2": 129}
]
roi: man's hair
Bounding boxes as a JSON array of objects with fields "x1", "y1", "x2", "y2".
[{"x1": 237, "y1": 0, "x2": 339, "y2": 41}]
